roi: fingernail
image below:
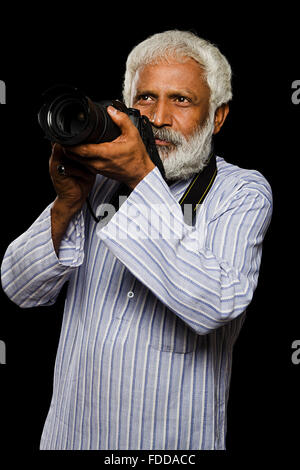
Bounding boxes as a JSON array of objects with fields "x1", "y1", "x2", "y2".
[{"x1": 107, "y1": 105, "x2": 118, "y2": 115}]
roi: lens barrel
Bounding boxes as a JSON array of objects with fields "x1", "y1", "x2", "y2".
[{"x1": 38, "y1": 86, "x2": 125, "y2": 146}]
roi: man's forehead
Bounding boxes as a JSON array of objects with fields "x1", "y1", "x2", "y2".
[{"x1": 132, "y1": 58, "x2": 209, "y2": 95}]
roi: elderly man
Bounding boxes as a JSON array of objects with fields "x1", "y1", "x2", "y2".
[{"x1": 1, "y1": 30, "x2": 272, "y2": 450}]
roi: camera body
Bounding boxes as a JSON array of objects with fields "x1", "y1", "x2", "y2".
[{"x1": 38, "y1": 85, "x2": 165, "y2": 178}]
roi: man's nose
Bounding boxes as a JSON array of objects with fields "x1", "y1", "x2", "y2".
[{"x1": 149, "y1": 100, "x2": 172, "y2": 128}]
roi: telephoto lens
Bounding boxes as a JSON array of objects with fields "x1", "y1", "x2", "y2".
[{"x1": 38, "y1": 85, "x2": 128, "y2": 146}]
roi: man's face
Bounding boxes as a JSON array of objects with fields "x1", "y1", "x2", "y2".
[
  {"x1": 131, "y1": 57, "x2": 218, "y2": 180},
  {"x1": 132, "y1": 58, "x2": 211, "y2": 152}
]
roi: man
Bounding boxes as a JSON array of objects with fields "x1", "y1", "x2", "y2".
[{"x1": 1, "y1": 30, "x2": 272, "y2": 450}]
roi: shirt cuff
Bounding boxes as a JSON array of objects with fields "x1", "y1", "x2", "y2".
[{"x1": 48, "y1": 203, "x2": 85, "y2": 267}]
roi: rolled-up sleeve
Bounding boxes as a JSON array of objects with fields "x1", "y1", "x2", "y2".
[
  {"x1": 98, "y1": 166, "x2": 273, "y2": 335},
  {"x1": 1, "y1": 203, "x2": 85, "y2": 308}
]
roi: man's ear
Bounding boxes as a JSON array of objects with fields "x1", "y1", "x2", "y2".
[{"x1": 213, "y1": 104, "x2": 229, "y2": 135}]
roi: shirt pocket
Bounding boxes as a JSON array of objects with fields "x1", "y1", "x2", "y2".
[{"x1": 147, "y1": 307, "x2": 199, "y2": 354}]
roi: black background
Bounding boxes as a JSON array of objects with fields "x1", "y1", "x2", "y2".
[{"x1": 0, "y1": 4, "x2": 299, "y2": 463}]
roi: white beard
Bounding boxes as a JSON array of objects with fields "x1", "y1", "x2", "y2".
[{"x1": 152, "y1": 110, "x2": 215, "y2": 181}]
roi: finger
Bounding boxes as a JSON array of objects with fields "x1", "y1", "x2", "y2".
[
  {"x1": 64, "y1": 142, "x2": 114, "y2": 159},
  {"x1": 51, "y1": 143, "x2": 66, "y2": 162},
  {"x1": 52, "y1": 164, "x2": 96, "y2": 184},
  {"x1": 50, "y1": 151, "x2": 96, "y2": 178},
  {"x1": 107, "y1": 106, "x2": 136, "y2": 135}
]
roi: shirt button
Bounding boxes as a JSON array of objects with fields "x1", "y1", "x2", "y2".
[{"x1": 127, "y1": 291, "x2": 134, "y2": 298}]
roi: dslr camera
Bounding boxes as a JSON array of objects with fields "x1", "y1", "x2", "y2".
[{"x1": 38, "y1": 85, "x2": 165, "y2": 177}]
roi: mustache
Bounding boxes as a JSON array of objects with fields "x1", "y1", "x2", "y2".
[{"x1": 150, "y1": 126, "x2": 185, "y2": 147}]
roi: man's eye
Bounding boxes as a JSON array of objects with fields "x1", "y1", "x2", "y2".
[
  {"x1": 138, "y1": 95, "x2": 152, "y2": 102},
  {"x1": 175, "y1": 96, "x2": 189, "y2": 103}
]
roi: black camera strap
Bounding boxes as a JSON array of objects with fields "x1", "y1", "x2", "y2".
[
  {"x1": 178, "y1": 151, "x2": 217, "y2": 225},
  {"x1": 87, "y1": 152, "x2": 217, "y2": 226}
]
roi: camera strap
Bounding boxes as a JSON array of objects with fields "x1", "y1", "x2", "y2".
[
  {"x1": 178, "y1": 151, "x2": 217, "y2": 225},
  {"x1": 87, "y1": 152, "x2": 217, "y2": 226}
]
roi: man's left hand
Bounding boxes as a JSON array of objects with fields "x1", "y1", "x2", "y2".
[{"x1": 63, "y1": 106, "x2": 156, "y2": 189}]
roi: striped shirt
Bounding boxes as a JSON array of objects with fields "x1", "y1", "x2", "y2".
[{"x1": 1, "y1": 156, "x2": 272, "y2": 450}]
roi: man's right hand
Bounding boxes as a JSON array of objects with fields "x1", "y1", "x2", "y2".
[{"x1": 49, "y1": 143, "x2": 96, "y2": 255}]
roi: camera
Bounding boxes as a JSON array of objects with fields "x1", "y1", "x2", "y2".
[{"x1": 38, "y1": 85, "x2": 165, "y2": 178}]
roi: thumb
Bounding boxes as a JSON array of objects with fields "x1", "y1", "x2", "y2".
[{"x1": 107, "y1": 105, "x2": 133, "y2": 134}]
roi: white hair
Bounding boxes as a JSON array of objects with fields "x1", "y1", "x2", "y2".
[{"x1": 122, "y1": 30, "x2": 232, "y2": 111}]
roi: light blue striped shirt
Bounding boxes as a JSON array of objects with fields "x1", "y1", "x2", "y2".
[{"x1": 1, "y1": 156, "x2": 272, "y2": 450}]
